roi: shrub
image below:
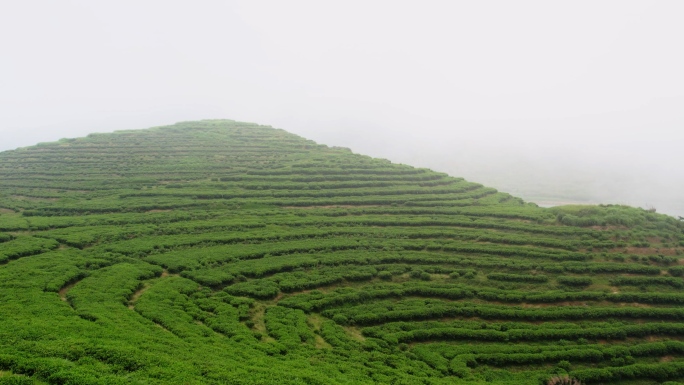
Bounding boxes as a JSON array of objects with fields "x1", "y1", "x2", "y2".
[
  {"x1": 378, "y1": 271, "x2": 393, "y2": 280},
  {"x1": 557, "y1": 276, "x2": 592, "y2": 287}
]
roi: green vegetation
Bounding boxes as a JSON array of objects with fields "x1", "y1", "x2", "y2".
[{"x1": 0, "y1": 120, "x2": 683, "y2": 384}]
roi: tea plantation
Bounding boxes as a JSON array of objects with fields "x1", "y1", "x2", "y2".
[{"x1": 0, "y1": 120, "x2": 683, "y2": 384}]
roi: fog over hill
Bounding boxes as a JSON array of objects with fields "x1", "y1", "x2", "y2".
[
  {"x1": 283, "y1": 98, "x2": 684, "y2": 217},
  {"x1": 1, "y1": 1, "x2": 682, "y2": 217}
]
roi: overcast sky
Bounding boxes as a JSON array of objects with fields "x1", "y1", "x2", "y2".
[{"x1": 1, "y1": 1, "x2": 682, "y2": 216}]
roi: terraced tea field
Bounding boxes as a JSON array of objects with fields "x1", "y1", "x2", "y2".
[{"x1": 0, "y1": 120, "x2": 683, "y2": 384}]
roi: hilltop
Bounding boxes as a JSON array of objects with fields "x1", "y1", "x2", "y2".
[{"x1": 0, "y1": 120, "x2": 683, "y2": 385}]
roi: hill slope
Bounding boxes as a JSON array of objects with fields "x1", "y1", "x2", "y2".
[{"x1": 0, "y1": 120, "x2": 683, "y2": 385}]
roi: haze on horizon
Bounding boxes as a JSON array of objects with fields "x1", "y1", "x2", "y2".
[{"x1": 1, "y1": 1, "x2": 682, "y2": 217}]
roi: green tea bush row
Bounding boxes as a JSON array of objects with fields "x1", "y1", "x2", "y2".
[
  {"x1": 557, "y1": 276, "x2": 593, "y2": 287},
  {"x1": 487, "y1": 273, "x2": 548, "y2": 283},
  {"x1": 382, "y1": 323, "x2": 684, "y2": 344},
  {"x1": 323, "y1": 299, "x2": 684, "y2": 326},
  {"x1": 0, "y1": 236, "x2": 59, "y2": 264},
  {"x1": 610, "y1": 276, "x2": 684, "y2": 288},
  {"x1": 572, "y1": 362, "x2": 684, "y2": 383}
]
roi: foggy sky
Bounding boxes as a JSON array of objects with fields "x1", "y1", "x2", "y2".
[{"x1": 1, "y1": 1, "x2": 683, "y2": 216}]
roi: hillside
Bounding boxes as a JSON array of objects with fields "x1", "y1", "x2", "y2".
[{"x1": 0, "y1": 120, "x2": 683, "y2": 385}]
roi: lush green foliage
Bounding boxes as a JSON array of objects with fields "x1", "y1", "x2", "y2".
[{"x1": 1, "y1": 120, "x2": 683, "y2": 384}]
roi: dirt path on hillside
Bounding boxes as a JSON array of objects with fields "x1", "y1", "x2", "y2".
[
  {"x1": 59, "y1": 278, "x2": 86, "y2": 302},
  {"x1": 127, "y1": 269, "x2": 173, "y2": 309},
  {"x1": 128, "y1": 284, "x2": 151, "y2": 309}
]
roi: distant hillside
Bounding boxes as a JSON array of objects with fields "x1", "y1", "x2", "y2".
[{"x1": 0, "y1": 120, "x2": 683, "y2": 385}]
